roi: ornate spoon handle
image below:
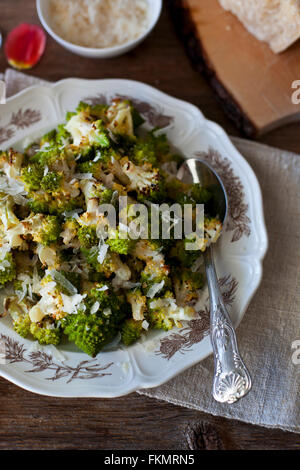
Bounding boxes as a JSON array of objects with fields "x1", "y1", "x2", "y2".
[{"x1": 204, "y1": 247, "x2": 252, "y2": 404}]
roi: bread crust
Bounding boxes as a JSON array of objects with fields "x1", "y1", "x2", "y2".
[{"x1": 219, "y1": 0, "x2": 300, "y2": 53}]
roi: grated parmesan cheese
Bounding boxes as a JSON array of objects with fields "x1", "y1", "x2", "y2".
[{"x1": 49, "y1": 0, "x2": 150, "y2": 49}]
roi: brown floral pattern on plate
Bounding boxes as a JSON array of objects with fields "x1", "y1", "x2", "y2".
[
  {"x1": 195, "y1": 147, "x2": 251, "y2": 243},
  {"x1": 156, "y1": 275, "x2": 238, "y2": 360},
  {"x1": 0, "y1": 108, "x2": 42, "y2": 145},
  {"x1": 0, "y1": 334, "x2": 113, "y2": 383}
]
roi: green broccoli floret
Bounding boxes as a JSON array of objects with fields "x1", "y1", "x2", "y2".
[
  {"x1": 130, "y1": 129, "x2": 167, "y2": 165},
  {"x1": 50, "y1": 270, "x2": 82, "y2": 295},
  {"x1": 0, "y1": 195, "x2": 21, "y2": 231},
  {"x1": 26, "y1": 214, "x2": 61, "y2": 246},
  {"x1": 66, "y1": 111, "x2": 76, "y2": 121},
  {"x1": 82, "y1": 180, "x2": 115, "y2": 204},
  {"x1": 147, "y1": 290, "x2": 195, "y2": 330},
  {"x1": 147, "y1": 292, "x2": 175, "y2": 331},
  {"x1": 15, "y1": 314, "x2": 32, "y2": 338},
  {"x1": 27, "y1": 214, "x2": 56, "y2": 244},
  {"x1": 107, "y1": 229, "x2": 135, "y2": 255},
  {"x1": 140, "y1": 260, "x2": 171, "y2": 296},
  {"x1": 0, "y1": 252, "x2": 16, "y2": 285},
  {"x1": 126, "y1": 288, "x2": 147, "y2": 322},
  {"x1": 40, "y1": 129, "x2": 57, "y2": 147},
  {"x1": 29, "y1": 144, "x2": 61, "y2": 167},
  {"x1": 40, "y1": 171, "x2": 63, "y2": 193},
  {"x1": 89, "y1": 283, "x2": 127, "y2": 312},
  {"x1": 62, "y1": 312, "x2": 113, "y2": 356},
  {"x1": 13, "y1": 279, "x2": 23, "y2": 294},
  {"x1": 4, "y1": 297, "x2": 32, "y2": 338},
  {"x1": 29, "y1": 192, "x2": 83, "y2": 216},
  {"x1": 78, "y1": 225, "x2": 98, "y2": 249},
  {"x1": 121, "y1": 318, "x2": 143, "y2": 346},
  {"x1": 172, "y1": 268, "x2": 204, "y2": 305},
  {"x1": 131, "y1": 139, "x2": 157, "y2": 166},
  {"x1": 65, "y1": 111, "x2": 110, "y2": 150},
  {"x1": 77, "y1": 159, "x2": 103, "y2": 179},
  {"x1": 56, "y1": 124, "x2": 72, "y2": 145},
  {"x1": 99, "y1": 188, "x2": 115, "y2": 205},
  {"x1": 21, "y1": 163, "x2": 44, "y2": 191},
  {"x1": 30, "y1": 318, "x2": 62, "y2": 345},
  {"x1": 131, "y1": 107, "x2": 145, "y2": 130},
  {"x1": 137, "y1": 175, "x2": 167, "y2": 204},
  {"x1": 28, "y1": 198, "x2": 51, "y2": 215},
  {"x1": 81, "y1": 248, "x2": 119, "y2": 278},
  {"x1": 62, "y1": 284, "x2": 127, "y2": 356},
  {"x1": 13, "y1": 316, "x2": 31, "y2": 339},
  {"x1": 92, "y1": 121, "x2": 110, "y2": 148},
  {"x1": 76, "y1": 101, "x2": 109, "y2": 120},
  {"x1": 131, "y1": 130, "x2": 170, "y2": 166},
  {"x1": 169, "y1": 240, "x2": 200, "y2": 268}
]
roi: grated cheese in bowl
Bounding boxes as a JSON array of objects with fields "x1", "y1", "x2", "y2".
[{"x1": 49, "y1": 0, "x2": 150, "y2": 49}]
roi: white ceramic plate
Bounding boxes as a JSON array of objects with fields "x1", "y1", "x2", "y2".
[{"x1": 0, "y1": 79, "x2": 268, "y2": 397}]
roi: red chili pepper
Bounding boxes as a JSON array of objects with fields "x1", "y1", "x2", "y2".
[{"x1": 5, "y1": 23, "x2": 46, "y2": 70}]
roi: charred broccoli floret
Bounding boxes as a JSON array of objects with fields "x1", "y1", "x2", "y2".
[
  {"x1": 120, "y1": 158, "x2": 160, "y2": 197},
  {"x1": 65, "y1": 112, "x2": 110, "y2": 149}
]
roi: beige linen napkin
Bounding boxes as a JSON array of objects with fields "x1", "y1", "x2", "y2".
[{"x1": 1, "y1": 69, "x2": 299, "y2": 433}]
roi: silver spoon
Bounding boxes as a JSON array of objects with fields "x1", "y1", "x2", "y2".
[{"x1": 177, "y1": 158, "x2": 252, "y2": 404}]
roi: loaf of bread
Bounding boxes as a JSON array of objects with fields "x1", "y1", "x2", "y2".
[{"x1": 219, "y1": 0, "x2": 300, "y2": 53}]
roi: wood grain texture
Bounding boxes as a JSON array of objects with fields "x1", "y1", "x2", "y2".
[
  {"x1": 169, "y1": 0, "x2": 300, "y2": 137},
  {"x1": 0, "y1": 0, "x2": 299, "y2": 451}
]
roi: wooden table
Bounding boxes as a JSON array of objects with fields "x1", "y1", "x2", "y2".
[{"x1": 0, "y1": 0, "x2": 298, "y2": 450}]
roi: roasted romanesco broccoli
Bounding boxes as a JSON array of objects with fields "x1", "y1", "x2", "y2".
[{"x1": 0, "y1": 98, "x2": 222, "y2": 355}]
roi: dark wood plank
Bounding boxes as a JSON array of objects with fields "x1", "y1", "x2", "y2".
[
  {"x1": 0, "y1": 377, "x2": 299, "y2": 450},
  {"x1": 0, "y1": 0, "x2": 299, "y2": 450}
]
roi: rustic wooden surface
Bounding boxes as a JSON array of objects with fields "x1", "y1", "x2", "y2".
[
  {"x1": 169, "y1": 0, "x2": 300, "y2": 137},
  {"x1": 0, "y1": 0, "x2": 299, "y2": 450}
]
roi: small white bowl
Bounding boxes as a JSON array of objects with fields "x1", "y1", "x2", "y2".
[{"x1": 36, "y1": 0, "x2": 162, "y2": 59}]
